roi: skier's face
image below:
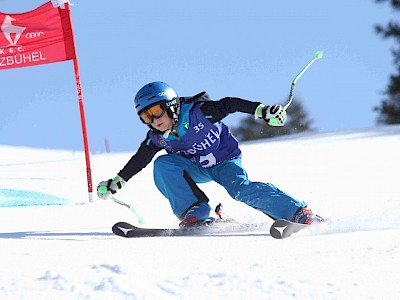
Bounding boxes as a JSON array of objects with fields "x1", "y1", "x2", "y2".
[{"x1": 151, "y1": 111, "x2": 173, "y2": 132}]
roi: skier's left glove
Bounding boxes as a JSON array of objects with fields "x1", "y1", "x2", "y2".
[
  {"x1": 255, "y1": 104, "x2": 287, "y2": 127},
  {"x1": 97, "y1": 175, "x2": 126, "y2": 200}
]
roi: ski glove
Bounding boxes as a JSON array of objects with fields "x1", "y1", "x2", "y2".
[
  {"x1": 255, "y1": 104, "x2": 287, "y2": 127},
  {"x1": 97, "y1": 175, "x2": 126, "y2": 200}
]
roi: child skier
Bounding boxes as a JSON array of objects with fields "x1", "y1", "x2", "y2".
[{"x1": 97, "y1": 81, "x2": 323, "y2": 226}]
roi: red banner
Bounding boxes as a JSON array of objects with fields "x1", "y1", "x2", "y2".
[{"x1": 0, "y1": 1, "x2": 76, "y2": 70}]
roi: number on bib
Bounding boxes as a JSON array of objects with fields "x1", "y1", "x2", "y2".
[{"x1": 199, "y1": 153, "x2": 217, "y2": 168}]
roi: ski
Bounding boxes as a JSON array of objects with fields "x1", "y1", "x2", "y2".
[
  {"x1": 113, "y1": 219, "x2": 323, "y2": 239},
  {"x1": 269, "y1": 219, "x2": 310, "y2": 239},
  {"x1": 112, "y1": 220, "x2": 270, "y2": 238}
]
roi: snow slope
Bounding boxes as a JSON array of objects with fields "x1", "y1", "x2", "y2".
[{"x1": 1, "y1": 126, "x2": 400, "y2": 299}]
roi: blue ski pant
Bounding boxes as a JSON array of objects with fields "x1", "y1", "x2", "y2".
[{"x1": 153, "y1": 154, "x2": 307, "y2": 221}]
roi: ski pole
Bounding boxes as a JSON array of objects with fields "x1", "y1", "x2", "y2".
[
  {"x1": 98, "y1": 186, "x2": 144, "y2": 225},
  {"x1": 284, "y1": 50, "x2": 323, "y2": 111},
  {"x1": 109, "y1": 195, "x2": 145, "y2": 225}
]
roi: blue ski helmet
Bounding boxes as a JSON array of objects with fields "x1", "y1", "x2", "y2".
[{"x1": 134, "y1": 82, "x2": 179, "y2": 117}]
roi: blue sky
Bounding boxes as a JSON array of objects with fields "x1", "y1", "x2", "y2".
[{"x1": 0, "y1": 0, "x2": 397, "y2": 152}]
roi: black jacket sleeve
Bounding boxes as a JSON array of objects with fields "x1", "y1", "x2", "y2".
[
  {"x1": 117, "y1": 132, "x2": 161, "y2": 181},
  {"x1": 199, "y1": 97, "x2": 262, "y2": 123}
]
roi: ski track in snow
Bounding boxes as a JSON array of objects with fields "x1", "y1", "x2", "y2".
[{"x1": 1, "y1": 126, "x2": 400, "y2": 299}]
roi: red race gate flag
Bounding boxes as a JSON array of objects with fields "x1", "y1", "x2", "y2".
[
  {"x1": 0, "y1": 1, "x2": 75, "y2": 69},
  {"x1": 0, "y1": 1, "x2": 93, "y2": 201}
]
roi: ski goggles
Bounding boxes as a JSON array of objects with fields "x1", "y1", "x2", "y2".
[{"x1": 139, "y1": 104, "x2": 166, "y2": 125}]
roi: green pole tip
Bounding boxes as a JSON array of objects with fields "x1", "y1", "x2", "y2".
[{"x1": 315, "y1": 51, "x2": 323, "y2": 59}]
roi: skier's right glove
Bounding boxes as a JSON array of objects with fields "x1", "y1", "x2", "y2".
[
  {"x1": 97, "y1": 175, "x2": 126, "y2": 200},
  {"x1": 255, "y1": 104, "x2": 287, "y2": 127}
]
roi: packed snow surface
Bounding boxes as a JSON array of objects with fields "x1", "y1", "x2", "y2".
[{"x1": 1, "y1": 126, "x2": 400, "y2": 299}]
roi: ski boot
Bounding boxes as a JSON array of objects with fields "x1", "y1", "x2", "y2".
[
  {"x1": 292, "y1": 207, "x2": 324, "y2": 225},
  {"x1": 179, "y1": 202, "x2": 215, "y2": 227}
]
